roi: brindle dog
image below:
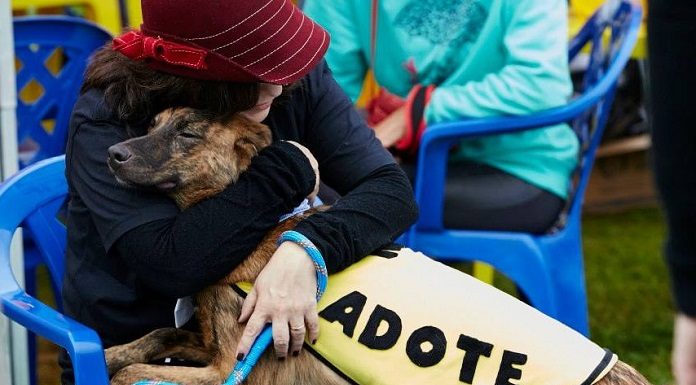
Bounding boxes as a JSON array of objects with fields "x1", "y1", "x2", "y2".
[{"x1": 104, "y1": 108, "x2": 651, "y2": 385}]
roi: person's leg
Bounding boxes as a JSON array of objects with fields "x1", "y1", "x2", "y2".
[
  {"x1": 648, "y1": 1, "x2": 696, "y2": 384},
  {"x1": 402, "y1": 161, "x2": 565, "y2": 234}
]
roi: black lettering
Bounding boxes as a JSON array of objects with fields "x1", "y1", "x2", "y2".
[
  {"x1": 457, "y1": 334, "x2": 493, "y2": 384},
  {"x1": 318, "y1": 291, "x2": 367, "y2": 338},
  {"x1": 357, "y1": 305, "x2": 402, "y2": 350},
  {"x1": 495, "y1": 350, "x2": 527, "y2": 385},
  {"x1": 406, "y1": 326, "x2": 447, "y2": 367}
]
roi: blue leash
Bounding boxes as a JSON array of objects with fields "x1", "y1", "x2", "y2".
[{"x1": 133, "y1": 230, "x2": 328, "y2": 385}]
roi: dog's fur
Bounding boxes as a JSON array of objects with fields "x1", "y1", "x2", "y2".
[{"x1": 104, "y1": 108, "x2": 651, "y2": 385}]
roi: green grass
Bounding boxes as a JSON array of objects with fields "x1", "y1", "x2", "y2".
[{"x1": 583, "y1": 207, "x2": 674, "y2": 385}]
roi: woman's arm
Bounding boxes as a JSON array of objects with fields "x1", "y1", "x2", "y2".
[
  {"x1": 67, "y1": 110, "x2": 316, "y2": 298},
  {"x1": 295, "y1": 163, "x2": 416, "y2": 272},
  {"x1": 302, "y1": 0, "x2": 369, "y2": 103},
  {"x1": 293, "y1": 61, "x2": 419, "y2": 272},
  {"x1": 113, "y1": 143, "x2": 316, "y2": 297}
]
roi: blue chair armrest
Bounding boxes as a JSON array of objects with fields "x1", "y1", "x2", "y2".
[
  {"x1": 415, "y1": 106, "x2": 589, "y2": 232},
  {"x1": 0, "y1": 245, "x2": 109, "y2": 385},
  {"x1": 0, "y1": 290, "x2": 109, "y2": 385}
]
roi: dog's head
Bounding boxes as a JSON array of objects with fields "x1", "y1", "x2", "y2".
[{"x1": 108, "y1": 107, "x2": 272, "y2": 208}]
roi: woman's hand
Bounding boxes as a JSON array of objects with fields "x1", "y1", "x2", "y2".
[
  {"x1": 373, "y1": 106, "x2": 408, "y2": 148},
  {"x1": 235, "y1": 241, "x2": 319, "y2": 360},
  {"x1": 285, "y1": 141, "x2": 320, "y2": 203}
]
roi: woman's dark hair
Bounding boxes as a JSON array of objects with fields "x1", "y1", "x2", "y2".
[{"x1": 82, "y1": 44, "x2": 260, "y2": 136}]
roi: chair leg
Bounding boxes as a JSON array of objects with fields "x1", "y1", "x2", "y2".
[
  {"x1": 24, "y1": 262, "x2": 38, "y2": 385},
  {"x1": 28, "y1": 332, "x2": 37, "y2": 385}
]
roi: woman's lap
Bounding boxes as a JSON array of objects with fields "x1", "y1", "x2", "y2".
[{"x1": 401, "y1": 161, "x2": 565, "y2": 234}]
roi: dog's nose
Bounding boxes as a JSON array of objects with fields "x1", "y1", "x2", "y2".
[{"x1": 108, "y1": 144, "x2": 132, "y2": 163}]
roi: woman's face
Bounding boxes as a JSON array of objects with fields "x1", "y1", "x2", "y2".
[{"x1": 240, "y1": 83, "x2": 283, "y2": 123}]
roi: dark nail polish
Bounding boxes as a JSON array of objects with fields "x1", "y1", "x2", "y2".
[
  {"x1": 236, "y1": 353, "x2": 245, "y2": 361},
  {"x1": 312, "y1": 339, "x2": 317, "y2": 345},
  {"x1": 292, "y1": 351, "x2": 299, "y2": 357},
  {"x1": 278, "y1": 356, "x2": 285, "y2": 361}
]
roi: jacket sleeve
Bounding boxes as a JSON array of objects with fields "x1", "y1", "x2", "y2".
[
  {"x1": 291, "y1": 61, "x2": 419, "y2": 273},
  {"x1": 303, "y1": 0, "x2": 369, "y2": 102},
  {"x1": 68, "y1": 113, "x2": 316, "y2": 298}
]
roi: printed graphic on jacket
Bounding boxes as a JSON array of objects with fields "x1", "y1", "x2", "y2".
[
  {"x1": 309, "y1": 246, "x2": 616, "y2": 385},
  {"x1": 394, "y1": 0, "x2": 489, "y2": 85}
]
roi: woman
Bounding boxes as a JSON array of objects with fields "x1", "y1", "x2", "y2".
[
  {"x1": 60, "y1": 0, "x2": 418, "y2": 383},
  {"x1": 304, "y1": 0, "x2": 579, "y2": 233}
]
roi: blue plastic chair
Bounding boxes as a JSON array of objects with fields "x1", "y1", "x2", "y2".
[
  {"x1": 0, "y1": 155, "x2": 110, "y2": 385},
  {"x1": 15, "y1": 16, "x2": 111, "y2": 169},
  {"x1": 13, "y1": 16, "x2": 111, "y2": 385},
  {"x1": 404, "y1": 0, "x2": 642, "y2": 336}
]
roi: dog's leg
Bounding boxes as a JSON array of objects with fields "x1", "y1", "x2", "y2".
[
  {"x1": 239, "y1": 350, "x2": 349, "y2": 385},
  {"x1": 596, "y1": 361, "x2": 653, "y2": 385},
  {"x1": 110, "y1": 363, "x2": 225, "y2": 385},
  {"x1": 105, "y1": 328, "x2": 210, "y2": 376}
]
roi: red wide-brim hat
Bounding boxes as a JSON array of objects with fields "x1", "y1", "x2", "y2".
[{"x1": 112, "y1": 0, "x2": 330, "y2": 85}]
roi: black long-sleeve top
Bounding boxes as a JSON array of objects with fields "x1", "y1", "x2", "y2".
[{"x1": 62, "y1": 60, "x2": 418, "y2": 348}]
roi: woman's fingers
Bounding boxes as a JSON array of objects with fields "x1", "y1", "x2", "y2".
[
  {"x1": 305, "y1": 309, "x2": 320, "y2": 345},
  {"x1": 235, "y1": 311, "x2": 266, "y2": 361},
  {"x1": 288, "y1": 316, "x2": 306, "y2": 356},
  {"x1": 234, "y1": 242, "x2": 321, "y2": 360},
  {"x1": 238, "y1": 289, "x2": 257, "y2": 323},
  {"x1": 272, "y1": 315, "x2": 291, "y2": 359}
]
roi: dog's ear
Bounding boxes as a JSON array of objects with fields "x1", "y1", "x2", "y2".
[{"x1": 233, "y1": 116, "x2": 272, "y2": 157}]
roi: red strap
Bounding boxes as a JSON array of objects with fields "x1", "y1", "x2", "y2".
[
  {"x1": 397, "y1": 84, "x2": 435, "y2": 155},
  {"x1": 368, "y1": 0, "x2": 379, "y2": 103},
  {"x1": 370, "y1": 0, "x2": 378, "y2": 63},
  {"x1": 411, "y1": 85, "x2": 435, "y2": 154},
  {"x1": 394, "y1": 85, "x2": 422, "y2": 152},
  {"x1": 112, "y1": 31, "x2": 208, "y2": 70}
]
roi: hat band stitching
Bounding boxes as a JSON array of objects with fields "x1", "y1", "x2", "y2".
[
  {"x1": 244, "y1": 13, "x2": 306, "y2": 70},
  {"x1": 184, "y1": 0, "x2": 275, "y2": 41},
  {"x1": 113, "y1": 37, "x2": 146, "y2": 60},
  {"x1": 259, "y1": 17, "x2": 314, "y2": 77},
  {"x1": 228, "y1": 6, "x2": 294, "y2": 59},
  {"x1": 269, "y1": 27, "x2": 326, "y2": 83},
  {"x1": 211, "y1": 0, "x2": 285, "y2": 53},
  {"x1": 167, "y1": 49, "x2": 206, "y2": 68}
]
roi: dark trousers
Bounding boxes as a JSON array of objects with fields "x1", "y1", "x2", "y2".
[
  {"x1": 648, "y1": 0, "x2": 696, "y2": 314},
  {"x1": 401, "y1": 161, "x2": 565, "y2": 234}
]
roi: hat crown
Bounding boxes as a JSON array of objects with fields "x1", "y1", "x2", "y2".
[
  {"x1": 123, "y1": 0, "x2": 329, "y2": 84},
  {"x1": 142, "y1": 0, "x2": 284, "y2": 48}
]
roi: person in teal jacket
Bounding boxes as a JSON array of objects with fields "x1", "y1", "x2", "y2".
[{"x1": 303, "y1": 0, "x2": 579, "y2": 233}]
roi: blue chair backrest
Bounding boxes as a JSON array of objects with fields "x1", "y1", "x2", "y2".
[
  {"x1": 412, "y1": 0, "x2": 642, "y2": 233},
  {"x1": 14, "y1": 16, "x2": 111, "y2": 168},
  {"x1": 0, "y1": 157, "x2": 67, "y2": 295},
  {"x1": 564, "y1": 0, "x2": 640, "y2": 225},
  {"x1": 0, "y1": 156, "x2": 109, "y2": 385}
]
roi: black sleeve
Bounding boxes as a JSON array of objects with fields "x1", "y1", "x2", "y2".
[
  {"x1": 294, "y1": 163, "x2": 418, "y2": 273},
  {"x1": 112, "y1": 143, "x2": 316, "y2": 297},
  {"x1": 288, "y1": 61, "x2": 419, "y2": 272},
  {"x1": 67, "y1": 97, "x2": 316, "y2": 297}
]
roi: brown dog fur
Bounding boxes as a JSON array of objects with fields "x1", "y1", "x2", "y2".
[{"x1": 104, "y1": 108, "x2": 651, "y2": 385}]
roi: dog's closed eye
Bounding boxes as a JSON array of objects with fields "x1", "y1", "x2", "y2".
[
  {"x1": 178, "y1": 131, "x2": 203, "y2": 140},
  {"x1": 149, "y1": 116, "x2": 160, "y2": 129}
]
